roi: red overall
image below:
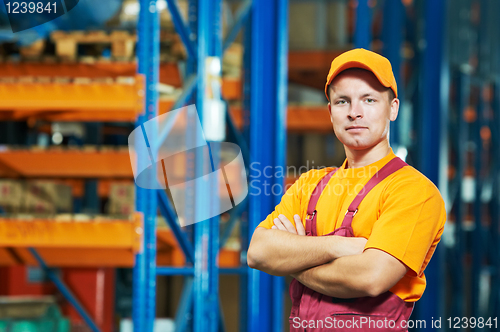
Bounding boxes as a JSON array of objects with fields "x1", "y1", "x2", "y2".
[{"x1": 289, "y1": 158, "x2": 415, "y2": 331}]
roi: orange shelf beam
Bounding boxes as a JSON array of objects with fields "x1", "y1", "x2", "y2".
[
  {"x1": 0, "y1": 213, "x2": 142, "y2": 267},
  {"x1": 0, "y1": 216, "x2": 141, "y2": 249},
  {"x1": 288, "y1": 49, "x2": 347, "y2": 71},
  {"x1": 0, "y1": 247, "x2": 137, "y2": 267},
  {"x1": 0, "y1": 75, "x2": 145, "y2": 122},
  {"x1": 287, "y1": 105, "x2": 331, "y2": 132},
  {"x1": 218, "y1": 104, "x2": 332, "y2": 132},
  {"x1": 0, "y1": 62, "x2": 182, "y2": 87},
  {"x1": 0, "y1": 149, "x2": 132, "y2": 178},
  {"x1": 288, "y1": 49, "x2": 349, "y2": 90},
  {"x1": 0, "y1": 62, "x2": 138, "y2": 78}
]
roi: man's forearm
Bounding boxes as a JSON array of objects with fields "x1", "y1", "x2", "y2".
[
  {"x1": 292, "y1": 254, "x2": 374, "y2": 298},
  {"x1": 248, "y1": 227, "x2": 347, "y2": 276},
  {"x1": 292, "y1": 249, "x2": 408, "y2": 299}
]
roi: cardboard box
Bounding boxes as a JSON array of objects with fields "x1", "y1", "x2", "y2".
[
  {"x1": 22, "y1": 180, "x2": 73, "y2": 214},
  {"x1": 107, "y1": 183, "x2": 135, "y2": 216},
  {"x1": 0, "y1": 180, "x2": 24, "y2": 213}
]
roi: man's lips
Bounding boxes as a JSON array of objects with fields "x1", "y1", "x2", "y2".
[{"x1": 346, "y1": 126, "x2": 368, "y2": 131}]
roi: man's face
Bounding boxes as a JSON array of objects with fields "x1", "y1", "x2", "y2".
[{"x1": 327, "y1": 69, "x2": 399, "y2": 152}]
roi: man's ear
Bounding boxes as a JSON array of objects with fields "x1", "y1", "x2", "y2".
[
  {"x1": 389, "y1": 98, "x2": 399, "y2": 121},
  {"x1": 328, "y1": 103, "x2": 333, "y2": 123}
]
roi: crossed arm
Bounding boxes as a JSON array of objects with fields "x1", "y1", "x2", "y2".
[{"x1": 247, "y1": 214, "x2": 409, "y2": 298}]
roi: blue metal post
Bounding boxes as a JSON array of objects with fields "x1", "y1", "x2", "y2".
[
  {"x1": 492, "y1": 80, "x2": 500, "y2": 320},
  {"x1": 273, "y1": 0, "x2": 288, "y2": 330},
  {"x1": 134, "y1": 0, "x2": 159, "y2": 331},
  {"x1": 382, "y1": 0, "x2": 404, "y2": 148},
  {"x1": 193, "y1": 0, "x2": 221, "y2": 331},
  {"x1": 240, "y1": 11, "x2": 252, "y2": 332},
  {"x1": 453, "y1": 70, "x2": 469, "y2": 319},
  {"x1": 354, "y1": 0, "x2": 371, "y2": 50},
  {"x1": 416, "y1": 0, "x2": 446, "y2": 328},
  {"x1": 248, "y1": 0, "x2": 288, "y2": 331},
  {"x1": 472, "y1": 83, "x2": 485, "y2": 322}
]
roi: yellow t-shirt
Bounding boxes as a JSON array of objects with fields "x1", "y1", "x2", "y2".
[{"x1": 258, "y1": 149, "x2": 446, "y2": 302}]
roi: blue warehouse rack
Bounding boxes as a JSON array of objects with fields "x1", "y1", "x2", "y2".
[
  {"x1": 133, "y1": 0, "x2": 289, "y2": 331},
  {"x1": 132, "y1": 1, "x2": 500, "y2": 331}
]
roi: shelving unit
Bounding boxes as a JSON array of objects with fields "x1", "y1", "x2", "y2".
[{"x1": 0, "y1": 69, "x2": 146, "y2": 331}]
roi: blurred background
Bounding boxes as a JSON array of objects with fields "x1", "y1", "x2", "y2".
[{"x1": 0, "y1": 0, "x2": 498, "y2": 331}]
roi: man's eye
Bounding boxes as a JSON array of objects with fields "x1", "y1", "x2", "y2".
[
  {"x1": 366, "y1": 98, "x2": 375, "y2": 103},
  {"x1": 336, "y1": 100, "x2": 346, "y2": 105}
]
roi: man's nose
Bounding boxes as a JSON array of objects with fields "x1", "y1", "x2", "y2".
[{"x1": 348, "y1": 101, "x2": 363, "y2": 120}]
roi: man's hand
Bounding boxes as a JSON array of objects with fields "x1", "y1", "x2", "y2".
[
  {"x1": 338, "y1": 237, "x2": 368, "y2": 257},
  {"x1": 271, "y1": 214, "x2": 367, "y2": 257},
  {"x1": 271, "y1": 214, "x2": 305, "y2": 235}
]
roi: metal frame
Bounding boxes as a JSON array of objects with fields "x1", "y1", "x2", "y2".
[
  {"x1": 354, "y1": 0, "x2": 371, "y2": 50},
  {"x1": 381, "y1": 0, "x2": 404, "y2": 148},
  {"x1": 133, "y1": 0, "x2": 160, "y2": 331},
  {"x1": 247, "y1": 0, "x2": 288, "y2": 331},
  {"x1": 414, "y1": 0, "x2": 448, "y2": 326},
  {"x1": 133, "y1": 0, "x2": 289, "y2": 331}
]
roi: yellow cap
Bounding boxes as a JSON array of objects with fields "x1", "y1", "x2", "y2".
[{"x1": 325, "y1": 48, "x2": 397, "y2": 101}]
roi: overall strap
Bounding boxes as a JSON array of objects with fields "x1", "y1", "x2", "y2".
[
  {"x1": 305, "y1": 169, "x2": 338, "y2": 236},
  {"x1": 341, "y1": 157, "x2": 408, "y2": 229}
]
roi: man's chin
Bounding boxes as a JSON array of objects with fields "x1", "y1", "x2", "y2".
[{"x1": 342, "y1": 141, "x2": 370, "y2": 151}]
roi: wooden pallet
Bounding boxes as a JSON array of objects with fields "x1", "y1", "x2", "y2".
[
  {"x1": 50, "y1": 30, "x2": 136, "y2": 60},
  {"x1": 18, "y1": 39, "x2": 46, "y2": 59}
]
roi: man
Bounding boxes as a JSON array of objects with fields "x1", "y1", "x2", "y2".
[{"x1": 247, "y1": 49, "x2": 446, "y2": 331}]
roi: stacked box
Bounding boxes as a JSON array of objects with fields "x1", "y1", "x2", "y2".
[
  {"x1": 107, "y1": 183, "x2": 135, "y2": 216},
  {"x1": 23, "y1": 181, "x2": 73, "y2": 214},
  {"x1": 0, "y1": 180, "x2": 73, "y2": 215},
  {"x1": 0, "y1": 180, "x2": 24, "y2": 214},
  {"x1": 222, "y1": 43, "x2": 242, "y2": 78}
]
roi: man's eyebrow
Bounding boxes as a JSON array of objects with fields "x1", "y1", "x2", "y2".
[
  {"x1": 332, "y1": 95, "x2": 350, "y2": 100},
  {"x1": 332, "y1": 91, "x2": 380, "y2": 99}
]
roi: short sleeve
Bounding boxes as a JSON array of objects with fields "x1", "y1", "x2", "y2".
[
  {"x1": 257, "y1": 174, "x2": 306, "y2": 230},
  {"x1": 364, "y1": 178, "x2": 446, "y2": 276}
]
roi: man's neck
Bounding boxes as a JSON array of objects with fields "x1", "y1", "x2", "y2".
[{"x1": 343, "y1": 142, "x2": 392, "y2": 169}]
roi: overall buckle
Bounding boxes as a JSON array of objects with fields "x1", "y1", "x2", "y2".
[
  {"x1": 306, "y1": 210, "x2": 317, "y2": 219},
  {"x1": 345, "y1": 208, "x2": 358, "y2": 216}
]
